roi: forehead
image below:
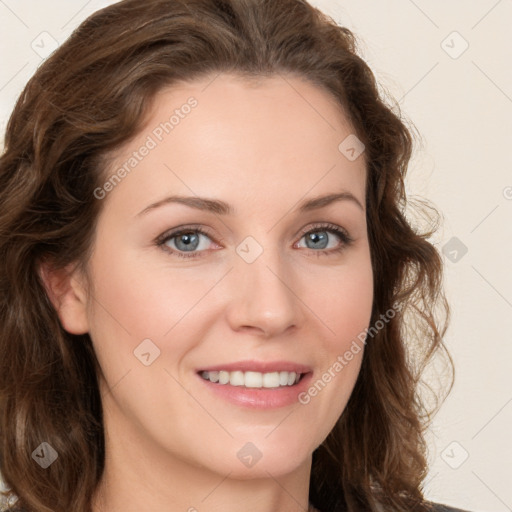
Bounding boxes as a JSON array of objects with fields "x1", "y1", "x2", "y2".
[{"x1": 100, "y1": 72, "x2": 366, "y2": 216}]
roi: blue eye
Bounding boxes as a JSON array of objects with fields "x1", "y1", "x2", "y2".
[
  {"x1": 297, "y1": 223, "x2": 353, "y2": 253},
  {"x1": 157, "y1": 226, "x2": 215, "y2": 258},
  {"x1": 156, "y1": 223, "x2": 354, "y2": 259}
]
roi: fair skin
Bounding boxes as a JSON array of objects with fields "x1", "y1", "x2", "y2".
[{"x1": 41, "y1": 73, "x2": 373, "y2": 512}]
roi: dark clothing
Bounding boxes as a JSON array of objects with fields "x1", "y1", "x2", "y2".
[{"x1": 430, "y1": 503, "x2": 471, "y2": 512}]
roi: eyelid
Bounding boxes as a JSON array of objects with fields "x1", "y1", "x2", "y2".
[
  {"x1": 155, "y1": 222, "x2": 354, "y2": 258},
  {"x1": 154, "y1": 224, "x2": 219, "y2": 245},
  {"x1": 296, "y1": 222, "x2": 353, "y2": 243}
]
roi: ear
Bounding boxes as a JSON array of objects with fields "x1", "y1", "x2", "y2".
[{"x1": 38, "y1": 258, "x2": 90, "y2": 335}]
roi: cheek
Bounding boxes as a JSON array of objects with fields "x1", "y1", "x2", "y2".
[
  {"x1": 298, "y1": 264, "x2": 372, "y2": 439},
  {"x1": 310, "y1": 255, "x2": 374, "y2": 351},
  {"x1": 88, "y1": 246, "x2": 211, "y2": 337},
  {"x1": 330, "y1": 275, "x2": 373, "y2": 349},
  {"x1": 300, "y1": 253, "x2": 372, "y2": 417},
  {"x1": 85, "y1": 247, "x2": 225, "y2": 387}
]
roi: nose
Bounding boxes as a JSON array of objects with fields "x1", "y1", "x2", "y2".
[{"x1": 224, "y1": 244, "x2": 301, "y2": 338}]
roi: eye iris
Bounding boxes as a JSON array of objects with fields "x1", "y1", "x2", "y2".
[
  {"x1": 164, "y1": 227, "x2": 341, "y2": 256},
  {"x1": 306, "y1": 231, "x2": 328, "y2": 250},
  {"x1": 175, "y1": 232, "x2": 199, "y2": 251}
]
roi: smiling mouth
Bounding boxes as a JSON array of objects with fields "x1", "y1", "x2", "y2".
[{"x1": 198, "y1": 370, "x2": 307, "y2": 388}]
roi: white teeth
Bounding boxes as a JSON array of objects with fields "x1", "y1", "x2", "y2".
[
  {"x1": 245, "y1": 371, "x2": 262, "y2": 388},
  {"x1": 218, "y1": 371, "x2": 230, "y2": 384},
  {"x1": 230, "y1": 371, "x2": 244, "y2": 386},
  {"x1": 262, "y1": 372, "x2": 280, "y2": 388},
  {"x1": 200, "y1": 370, "x2": 302, "y2": 388}
]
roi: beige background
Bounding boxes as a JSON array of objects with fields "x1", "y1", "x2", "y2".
[{"x1": 1, "y1": 1, "x2": 511, "y2": 510}]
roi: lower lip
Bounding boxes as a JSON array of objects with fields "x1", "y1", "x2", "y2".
[{"x1": 196, "y1": 372, "x2": 313, "y2": 409}]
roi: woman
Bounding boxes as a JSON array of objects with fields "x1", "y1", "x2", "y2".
[{"x1": 0, "y1": 0, "x2": 471, "y2": 511}]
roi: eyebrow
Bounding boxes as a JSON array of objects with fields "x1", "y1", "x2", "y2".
[{"x1": 136, "y1": 191, "x2": 364, "y2": 217}]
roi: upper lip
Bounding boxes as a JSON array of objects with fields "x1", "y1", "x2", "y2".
[{"x1": 197, "y1": 360, "x2": 312, "y2": 374}]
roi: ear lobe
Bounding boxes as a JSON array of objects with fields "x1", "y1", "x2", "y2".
[{"x1": 38, "y1": 259, "x2": 90, "y2": 335}]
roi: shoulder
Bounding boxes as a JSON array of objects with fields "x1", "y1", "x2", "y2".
[{"x1": 428, "y1": 501, "x2": 473, "y2": 512}]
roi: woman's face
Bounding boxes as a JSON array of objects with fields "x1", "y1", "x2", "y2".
[{"x1": 65, "y1": 73, "x2": 373, "y2": 479}]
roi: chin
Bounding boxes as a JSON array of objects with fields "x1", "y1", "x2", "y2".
[{"x1": 208, "y1": 435, "x2": 315, "y2": 479}]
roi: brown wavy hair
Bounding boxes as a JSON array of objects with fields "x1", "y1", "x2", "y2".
[{"x1": 0, "y1": 0, "x2": 454, "y2": 510}]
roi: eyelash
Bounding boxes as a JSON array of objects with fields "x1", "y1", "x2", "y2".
[{"x1": 155, "y1": 222, "x2": 354, "y2": 260}]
